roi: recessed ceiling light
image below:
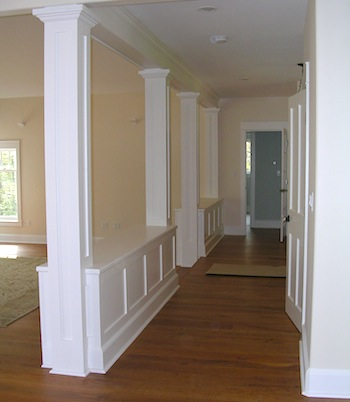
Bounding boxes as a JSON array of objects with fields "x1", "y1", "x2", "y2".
[
  {"x1": 210, "y1": 35, "x2": 228, "y2": 45},
  {"x1": 198, "y1": 6, "x2": 217, "y2": 12}
]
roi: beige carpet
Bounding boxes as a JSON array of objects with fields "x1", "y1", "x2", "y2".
[
  {"x1": 206, "y1": 263, "x2": 286, "y2": 277},
  {"x1": 0, "y1": 257, "x2": 47, "y2": 327}
]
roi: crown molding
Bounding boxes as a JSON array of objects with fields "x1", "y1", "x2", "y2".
[{"x1": 91, "y1": 6, "x2": 219, "y2": 107}]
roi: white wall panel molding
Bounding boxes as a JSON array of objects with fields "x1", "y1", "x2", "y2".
[
  {"x1": 197, "y1": 198, "x2": 224, "y2": 257},
  {"x1": 33, "y1": 4, "x2": 98, "y2": 377},
  {"x1": 38, "y1": 225, "x2": 179, "y2": 375},
  {"x1": 86, "y1": 225, "x2": 178, "y2": 373},
  {"x1": 204, "y1": 107, "x2": 220, "y2": 198},
  {"x1": 139, "y1": 68, "x2": 170, "y2": 226}
]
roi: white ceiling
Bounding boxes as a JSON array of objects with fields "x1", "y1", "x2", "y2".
[
  {"x1": 0, "y1": 0, "x2": 308, "y2": 99},
  {"x1": 123, "y1": 0, "x2": 308, "y2": 98}
]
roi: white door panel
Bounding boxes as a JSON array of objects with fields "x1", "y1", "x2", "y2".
[
  {"x1": 280, "y1": 128, "x2": 288, "y2": 242},
  {"x1": 285, "y1": 89, "x2": 307, "y2": 332}
]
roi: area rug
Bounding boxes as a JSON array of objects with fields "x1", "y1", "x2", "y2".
[
  {"x1": 206, "y1": 263, "x2": 286, "y2": 277},
  {"x1": 0, "y1": 257, "x2": 47, "y2": 327}
]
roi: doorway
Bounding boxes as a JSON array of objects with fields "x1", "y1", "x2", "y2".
[
  {"x1": 241, "y1": 122, "x2": 288, "y2": 236},
  {"x1": 246, "y1": 131, "x2": 282, "y2": 229}
]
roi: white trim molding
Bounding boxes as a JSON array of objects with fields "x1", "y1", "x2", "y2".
[
  {"x1": 38, "y1": 225, "x2": 179, "y2": 374},
  {"x1": 240, "y1": 121, "x2": 288, "y2": 235},
  {"x1": 300, "y1": 340, "x2": 350, "y2": 399}
]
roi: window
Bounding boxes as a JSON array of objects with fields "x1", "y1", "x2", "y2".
[
  {"x1": 246, "y1": 139, "x2": 252, "y2": 175},
  {"x1": 0, "y1": 141, "x2": 21, "y2": 225}
]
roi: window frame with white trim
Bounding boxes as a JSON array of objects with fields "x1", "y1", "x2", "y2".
[{"x1": 0, "y1": 140, "x2": 22, "y2": 226}]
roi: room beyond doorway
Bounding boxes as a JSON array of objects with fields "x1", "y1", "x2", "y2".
[
  {"x1": 246, "y1": 131, "x2": 282, "y2": 229},
  {"x1": 241, "y1": 121, "x2": 288, "y2": 237}
]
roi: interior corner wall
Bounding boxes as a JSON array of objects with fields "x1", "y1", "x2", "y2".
[
  {"x1": 0, "y1": 96, "x2": 46, "y2": 242},
  {"x1": 218, "y1": 97, "x2": 288, "y2": 235}
]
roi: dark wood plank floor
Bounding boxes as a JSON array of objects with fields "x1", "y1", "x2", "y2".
[{"x1": 0, "y1": 232, "x2": 342, "y2": 401}]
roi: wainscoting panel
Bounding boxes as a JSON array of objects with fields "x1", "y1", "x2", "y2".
[
  {"x1": 162, "y1": 236, "x2": 174, "y2": 277},
  {"x1": 100, "y1": 265, "x2": 127, "y2": 334},
  {"x1": 146, "y1": 243, "x2": 162, "y2": 293},
  {"x1": 198, "y1": 198, "x2": 224, "y2": 257},
  {"x1": 127, "y1": 256, "x2": 147, "y2": 311},
  {"x1": 86, "y1": 225, "x2": 179, "y2": 373},
  {"x1": 37, "y1": 225, "x2": 179, "y2": 375}
]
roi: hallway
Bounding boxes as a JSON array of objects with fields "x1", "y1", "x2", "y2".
[{"x1": 0, "y1": 232, "x2": 343, "y2": 401}]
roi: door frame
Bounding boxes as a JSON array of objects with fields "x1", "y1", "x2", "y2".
[{"x1": 241, "y1": 121, "x2": 288, "y2": 236}]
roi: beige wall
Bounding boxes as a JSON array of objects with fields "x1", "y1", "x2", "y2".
[
  {"x1": 218, "y1": 97, "x2": 288, "y2": 234},
  {"x1": 0, "y1": 95, "x2": 289, "y2": 242},
  {"x1": 0, "y1": 87, "x2": 185, "y2": 241},
  {"x1": 0, "y1": 96, "x2": 46, "y2": 241},
  {"x1": 91, "y1": 92, "x2": 146, "y2": 237},
  {"x1": 92, "y1": 84, "x2": 185, "y2": 234}
]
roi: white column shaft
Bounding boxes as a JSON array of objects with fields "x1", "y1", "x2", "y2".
[
  {"x1": 34, "y1": 4, "x2": 97, "y2": 376},
  {"x1": 178, "y1": 92, "x2": 200, "y2": 267},
  {"x1": 139, "y1": 69, "x2": 170, "y2": 226},
  {"x1": 204, "y1": 107, "x2": 220, "y2": 198}
]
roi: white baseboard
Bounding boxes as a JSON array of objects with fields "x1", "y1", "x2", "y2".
[
  {"x1": 0, "y1": 234, "x2": 47, "y2": 244},
  {"x1": 300, "y1": 340, "x2": 350, "y2": 399}
]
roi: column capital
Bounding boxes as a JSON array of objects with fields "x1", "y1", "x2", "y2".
[
  {"x1": 139, "y1": 68, "x2": 170, "y2": 79},
  {"x1": 177, "y1": 92, "x2": 200, "y2": 100},
  {"x1": 33, "y1": 4, "x2": 99, "y2": 27},
  {"x1": 204, "y1": 107, "x2": 220, "y2": 114}
]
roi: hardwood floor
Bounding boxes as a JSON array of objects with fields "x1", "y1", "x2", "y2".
[
  {"x1": 0, "y1": 232, "x2": 342, "y2": 401},
  {"x1": 0, "y1": 243, "x2": 47, "y2": 258}
]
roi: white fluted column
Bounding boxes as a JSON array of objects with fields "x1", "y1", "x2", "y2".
[
  {"x1": 139, "y1": 69, "x2": 170, "y2": 226},
  {"x1": 204, "y1": 107, "x2": 220, "y2": 198},
  {"x1": 34, "y1": 4, "x2": 97, "y2": 376},
  {"x1": 177, "y1": 92, "x2": 200, "y2": 267}
]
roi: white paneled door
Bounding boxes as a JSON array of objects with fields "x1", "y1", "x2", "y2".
[
  {"x1": 285, "y1": 89, "x2": 307, "y2": 332},
  {"x1": 280, "y1": 128, "x2": 288, "y2": 242}
]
